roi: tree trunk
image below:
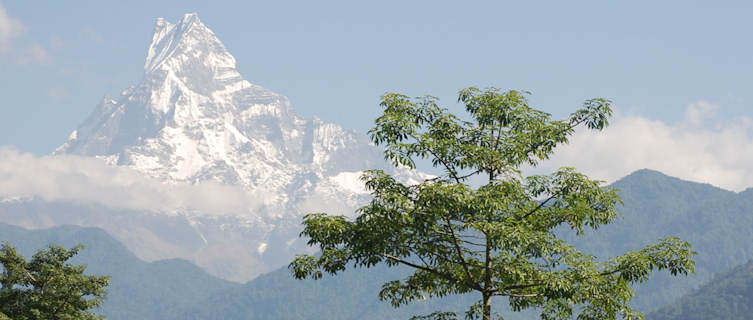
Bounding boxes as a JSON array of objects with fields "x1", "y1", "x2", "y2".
[
  {"x1": 482, "y1": 291, "x2": 492, "y2": 320},
  {"x1": 484, "y1": 227, "x2": 493, "y2": 320}
]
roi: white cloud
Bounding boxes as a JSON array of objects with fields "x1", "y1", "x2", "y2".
[
  {"x1": 683, "y1": 100, "x2": 719, "y2": 126},
  {"x1": 535, "y1": 102, "x2": 753, "y2": 192},
  {"x1": 0, "y1": 147, "x2": 270, "y2": 216},
  {"x1": 0, "y1": 3, "x2": 24, "y2": 52},
  {"x1": 0, "y1": 3, "x2": 52, "y2": 65}
]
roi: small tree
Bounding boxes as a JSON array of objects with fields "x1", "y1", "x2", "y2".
[
  {"x1": 289, "y1": 88, "x2": 695, "y2": 320},
  {"x1": 0, "y1": 242, "x2": 109, "y2": 320}
]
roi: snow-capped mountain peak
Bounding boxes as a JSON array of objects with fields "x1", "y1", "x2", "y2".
[
  {"x1": 46, "y1": 13, "x2": 425, "y2": 281},
  {"x1": 145, "y1": 13, "x2": 234, "y2": 75},
  {"x1": 54, "y1": 12, "x2": 406, "y2": 224}
]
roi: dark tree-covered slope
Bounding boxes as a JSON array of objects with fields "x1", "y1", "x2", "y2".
[
  {"x1": 0, "y1": 223, "x2": 239, "y2": 320},
  {"x1": 183, "y1": 169, "x2": 753, "y2": 319},
  {"x1": 4, "y1": 169, "x2": 753, "y2": 319},
  {"x1": 180, "y1": 263, "x2": 543, "y2": 320},
  {"x1": 566, "y1": 169, "x2": 753, "y2": 311},
  {"x1": 648, "y1": 260, "x2": 753, "y2": 320}
]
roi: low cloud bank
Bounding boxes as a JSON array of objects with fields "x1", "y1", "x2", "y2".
[
  {"x1": 2, "y1": 101, "x2": 752, "y2": 216},
  {"x1": 0, "y1": 147, "x2": 268, "y2": 216},
  {"x1": 537, "y1": 102, "x2": 753, "y2": 192}
]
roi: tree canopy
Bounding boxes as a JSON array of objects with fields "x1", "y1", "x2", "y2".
[
  {"x1": 289, "y1": 87, "x2": 695, "y2": 320},
  {"x1": 0, "y1": 242, "x2": 109, "y2": 320}
]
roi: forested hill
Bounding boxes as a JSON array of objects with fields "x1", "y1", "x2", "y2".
[
  {"x1": 4, "y1": 169, "x2": 753, "y2": 319},
  {"x1": 181, "y1": 262, "x2": 495, "y2": 320},
  {"x1": 0, "y1": 223, "x2": 526, "y2": 319},
  {"x1": 648, "y1": 260, "x2": 753, "y2": 320},
  {"x1": 184, "y1": 169, "x2": 753, "y2": 318},
  {"x1": 565, "y1": 169, "x2": 753, "y2": 312},
  {"x1": 0, "y1": 223, "x2": 240, "y2": 320}
]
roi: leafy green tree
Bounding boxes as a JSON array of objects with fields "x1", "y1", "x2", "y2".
[
  {"x1": 0, "y1": 242, "x2": 109, "y2": 320},
  {"x1": 290, "y1": 88, "x2": 695, "y2": 320}
]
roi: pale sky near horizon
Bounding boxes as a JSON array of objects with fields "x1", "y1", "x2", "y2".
[{"x1": 2, "y1": 1, "x2": 753, "y2": 191}]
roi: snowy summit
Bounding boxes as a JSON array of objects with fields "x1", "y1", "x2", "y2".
[
  {"x1": 56, "y1": 13, "x2": 384, "y2": 210},
  {"x1": 45, "y1": 13, "x2": 432, "y2": 281}
]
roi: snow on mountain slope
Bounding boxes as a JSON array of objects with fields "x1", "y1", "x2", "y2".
[
  {"x1": 53, "y1": 13, "x2": 400, "y2": 214},
  {"x1": 1, "y1": 13, "x2": 429, "y2": 281},
  {"x1": 55, "y1": 13, "x2": 381, "y2": 207}
]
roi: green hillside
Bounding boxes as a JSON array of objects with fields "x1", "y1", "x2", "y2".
[
  {"x1": 187, "y1": 169, "x2": 753, "y2": 318},
  {"x1": 3, "y1": 169, "x2": 753, "y2": 319},
  {"x1": 648, "y1": 260, "x2": 753, "y2": 320},
  {"x1": 178, "y1": 169, "x2": 753, "y2": 319},
  {"x1": 180, "y1": 264, "x2": 538, "y2": 320},
  {"x1": 0, "y1": 223, "x2": 240, "y2": 320},
  {"x1": 565, "y1": 169, "x2": 753, "y2": 311}
]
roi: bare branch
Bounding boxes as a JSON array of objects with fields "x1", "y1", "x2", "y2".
[
  {"x1": 503, "y1": 293, "x2": 541, "y2": 298},
  {"x1": 23, "y1": 268, "x2": 37, "y2": 283},
  {"x1": 426, "y1": 147, "x2": 462, "y2": 183},
  {"x1": 457, "y1": 169, "x2": 483, "y2": 181},
  {"x1": 380, "y1": 253, "x2": 466, "y2": 288},
  {"x1": 432, "y1": 229, "x2": 486, "y2": 246},
  {"x1": 503, "y1": 283, "x2": 543, "y2": 291},
  {"x1": 521, "y1": 194, "x2": 556, "y2": 220},
  {"x1": 443, "y1": 217, "x2": 483, "y2": 291}
]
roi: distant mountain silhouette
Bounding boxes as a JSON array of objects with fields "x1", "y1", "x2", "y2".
[
  {"x1": 649, "y1": 261, "x2": 753, "y2": 320},
  {"x1": 0, "y1": 223, "x2": 239, "y2": 320},
  {"x1": 5, "y1": 168, "x2": 753, "y2": 319}
]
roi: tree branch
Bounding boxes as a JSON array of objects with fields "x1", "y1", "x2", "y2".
[
  {"x1": 521, "y1": 194, "x2": 556, "y2": 220},
  {"x1": 503, "y1": 282, "x2": 543, "y2": 291},
  {"x1": 457, "y1": 169, "x2": 483, "y2": 181},
  {"x1": 432, "y1": 229, "x2": 486, "y2": 246},
  {"x1": 502, "y1": 293, "x2": 541, "y2": 298},
  {"x1": 443, "y1": 217, "x2": 483, "y2": 291},
  {"x1": 380, "y1": 253, "x2": 466, "y2": 288},
  {"x1": 426, "y1": 147, "x2": 462, "y2": 183},
  {"x1": 22, "y1": 267, "x2": 37, "y2": 283},
  {"x1": 483, "y1": 230, "x2": 493, "y2": 297}
]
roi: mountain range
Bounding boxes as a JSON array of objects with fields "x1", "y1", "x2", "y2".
[
  {"x1": 1, "y1": 12, "x2": 753, "y2": 320},
  {"x1": 0, "y1": 13, "x2": 424, "y2": 282},
  {"x1": 648, "y1": 260, "x2": 753, "y2": 320},
  {"x1": 189, "y1": 169, "x2": 753, "y2": 318},
  {"x1": 0, "y1": 223, "x2": 239, "y2": 320},
  {"x1": 4, "y1": 169, "x2": 753, "y2": 319},
  {"x1": 567, "y1": 169, "x2": 753, "y2": 311}
]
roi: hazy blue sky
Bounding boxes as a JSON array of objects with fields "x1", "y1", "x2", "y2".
[{"x1": 2, "y1": 1, "x2": 753, "y2": 190}]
